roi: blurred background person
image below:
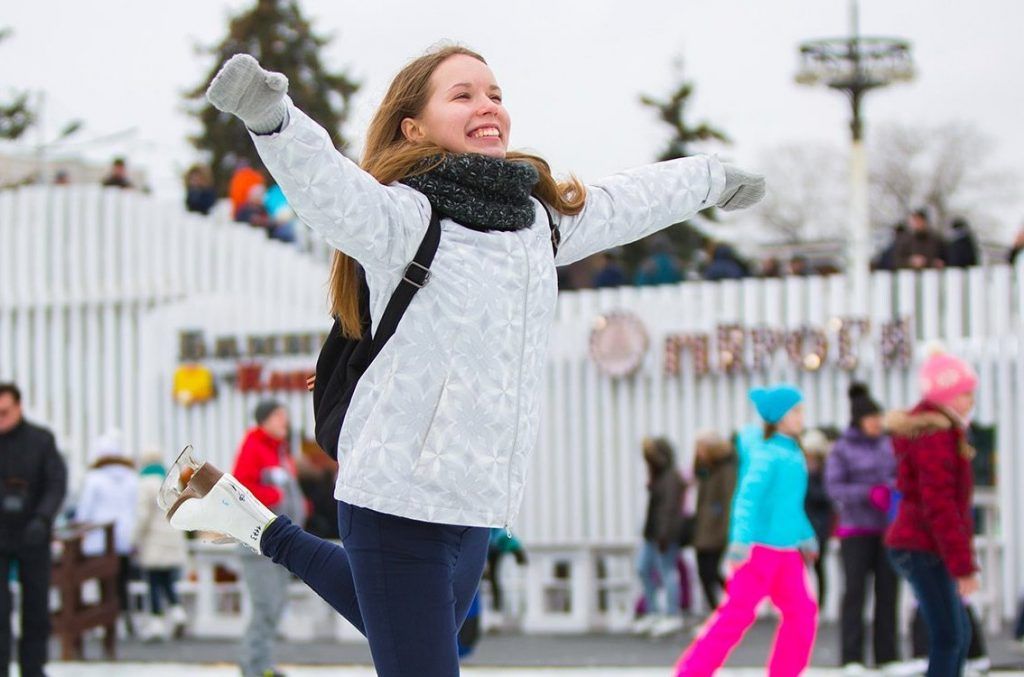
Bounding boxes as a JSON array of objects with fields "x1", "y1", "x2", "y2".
[
  {"x1": 228, "y1": 159, "x2": 264, "y2": 220},
  {"x1": 101, "y1": 157, "x2": 133, "y2": 189},
  {"x1": 133, "y1": 449, "x2": 189, "y2": 642},
  {"x1": 702, "y1": 241, "x2": 747, "y2": 281},
  {"x1": 825, "y1": 382, "x2": 901, "y2": 673},
  {"x1": 75, "y1": 428, "x2": 139, "y2": 636},
  {"x1": 232, "y1": 400, "x2": 306, "y2": 677},
  {"x1": 893, "y1": 208, "x2": 945, "y2": 270},
  {"x1": 886, "y1": 349, "x2": 980, "y2": 676},
  {"x1": 591, "y1": 249, "x2": 628, "y2": 288},
  {"x1": 0, "y1": 382, "x2": 67, "y2": 677},
  {"x1": 802, "y1": 428, "x2": 834, "y2": 609},
  {"x1": 634, "y1": 437, "x2": 687, "y2": 638},
  {"x1": 184, "y1": 164, "x2": 218, "y2": 216},
  {"x1": 485, "y1": 528, "x2": 528, "y2": 622},
  {"x1": 634, "y1": 235, "x2": 685, "y2": 286},
  {"x1": 944, "y1": 217, "x2": 979, "y2": 268},
  {"x1": 691, "y1": 430, "x2": 736, "y2": 613}
]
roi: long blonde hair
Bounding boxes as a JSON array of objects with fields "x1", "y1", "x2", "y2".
[{"x1": 329, "y1": 45, "x2": 587, "y2": 338}]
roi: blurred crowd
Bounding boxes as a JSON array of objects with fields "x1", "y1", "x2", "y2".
[
  {"x1": 633, "y1": 374, "x2": 999, "y2": 675},
  {"x1": 32, "y1": 157, "x2": 1024, "y2": 283}
]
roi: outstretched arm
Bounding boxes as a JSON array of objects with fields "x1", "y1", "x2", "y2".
[
  {"x1": 552, "y1": 157, "x2": 764, "y2": 266},
  {"x1": 207, "y1": 54, "x2": 429, "y2": 274}
]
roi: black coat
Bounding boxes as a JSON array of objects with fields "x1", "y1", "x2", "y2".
[
  {"x1": 0, "y1": 420, "x2": 67, "y2": 548},
  {"x1": 643, "y1": 469, "x2": 686, "y2": 545},
  {"x1": 945, "y1": 231, "x2": 979, "y2": 268},
  {"x1": 185, "y1": 187, "x2": 218, "y2": 216},
  {"x1": 804, "y1": 469, "x2": 834, "y2": 543}
]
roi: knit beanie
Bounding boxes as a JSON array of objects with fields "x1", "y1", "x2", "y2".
[
  {"x1": 848, "y1": 382, "x2": 882, "y2": 426},
  {"x1": 919, "y1": 349, "x2": 977, "y2": 407},
  {"x1": 254, "y1": 399, "x2": 285, "y2": 425},
  {"x1": 749, "y1": 384, "x2": 803, "y2": 424},
  {"x1": 89, "y1": 428, "x2": 126, "y2": 464}
]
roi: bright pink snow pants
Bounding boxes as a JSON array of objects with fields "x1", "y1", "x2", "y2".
[{"x1": 674, "y1": 545, "x2": 818, "y2": 676}]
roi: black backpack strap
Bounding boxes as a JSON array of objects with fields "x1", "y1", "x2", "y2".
[
  {"x1": 535, "y1": 198, "x2": 560, "y2": 256},
  {"x1": 367, "y1": 208, "x2": 442, "y2": 359}
]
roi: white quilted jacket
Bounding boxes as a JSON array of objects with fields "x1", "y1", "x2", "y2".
[{"x1": 252, "y1": 100, "x2": 726, "y2": 528}]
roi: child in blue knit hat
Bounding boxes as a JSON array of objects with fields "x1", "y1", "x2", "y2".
[{"x1": 676, "y1": 384, "x2": 819, "y2": 676}]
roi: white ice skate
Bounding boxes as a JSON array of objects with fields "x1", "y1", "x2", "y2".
[
  {"x1": 648, "y1": 614, "x2": 684, "y2": 638},
  {"x1": 158, "y1": 445, "x2": 276, "y2": 554},
  {"x1": 167, "y1": 604, "x2": 187, "y2": 639}
]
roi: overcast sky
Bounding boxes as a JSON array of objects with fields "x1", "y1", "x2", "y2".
[{"x1": 4, "y1": 0, "x2": 1023, "y2": 241}]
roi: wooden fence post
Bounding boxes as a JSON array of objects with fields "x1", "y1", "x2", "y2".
[{"x1": 50, "y1": 522, "x2": 121, "y2": 660}]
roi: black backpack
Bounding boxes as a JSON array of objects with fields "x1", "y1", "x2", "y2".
[{"x1": 312, "y1": 204, "x2": 559, "y2": 459}]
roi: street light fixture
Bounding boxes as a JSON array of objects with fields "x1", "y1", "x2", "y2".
[{"x1": 796, "y1": 0, "x2": 914, "y2": 307}]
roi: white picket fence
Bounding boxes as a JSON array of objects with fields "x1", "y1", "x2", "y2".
[{"x1": 2, "y1": 185, "x2": 1023, "y2": 633}]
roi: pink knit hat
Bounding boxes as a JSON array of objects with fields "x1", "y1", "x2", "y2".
[{"x1": 919, "y1": 349, "x2": 977, "y2": 407}]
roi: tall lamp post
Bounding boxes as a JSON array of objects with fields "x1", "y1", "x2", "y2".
[{"x1": 796, "y1": 0, "x2": 913, "y2": 306}]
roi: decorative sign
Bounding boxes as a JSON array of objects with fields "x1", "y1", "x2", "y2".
[
  {"x1": 602, "y1": 313, "x2": 912, "y2": 378},
  {"x1": 173, "y1": 329, "x2": 326, "y2": 403},
  {"x1": 589, "y1": 312, "x2": 650, "y2": 377}
]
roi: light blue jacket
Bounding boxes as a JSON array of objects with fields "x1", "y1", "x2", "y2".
[{"x1": 729, "y1": 423, "x2": 816, "y2": 548}]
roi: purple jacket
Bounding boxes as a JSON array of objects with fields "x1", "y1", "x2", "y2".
[{"x1": 824, "y1": 426, "x2": 897, "y2": 534}]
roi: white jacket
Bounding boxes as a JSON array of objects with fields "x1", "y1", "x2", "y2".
[
  {"x1": 252, "y1": 101, "x2": 726, "y2": 528},
  {"x1": 76, "y1": 463, "x2": 138, "y2": 556},
  {"x1": 133, "y1": 473, "x2": 188, "y2": 569}
]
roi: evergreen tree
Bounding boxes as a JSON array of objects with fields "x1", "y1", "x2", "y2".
[
  {"x1": 0, "y1": 28, "x2": 35, "y2": 141},
  {"x1": 621, "y1": 66, "x2": 730, "y2": 277},
  {"x1": 186, "y1": 0, "x2": 360, "y2": 193}
]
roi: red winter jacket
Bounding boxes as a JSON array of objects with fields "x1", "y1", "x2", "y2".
[
  {"x1": 232, "y1": 427, "x2": 294, "y2": 509},
  {"x1": 884, "y1": 402, "x2": 977, "y2": 577}
]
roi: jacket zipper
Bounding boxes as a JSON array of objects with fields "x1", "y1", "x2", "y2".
[{"x1": 505, "y1": 233, "x2": 532, "y2": 530}]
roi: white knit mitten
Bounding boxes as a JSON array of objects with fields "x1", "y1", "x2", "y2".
[
  {"x1": 206, "y1": 54, "x2": 288, "y2": 134},
  {"x1": 716, "y1": 164, "x2": 766, "y2": 211}
]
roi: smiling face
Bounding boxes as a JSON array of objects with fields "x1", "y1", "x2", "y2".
[{"x1": 401, "y1": 54, "x2": 510, "y2": 158}]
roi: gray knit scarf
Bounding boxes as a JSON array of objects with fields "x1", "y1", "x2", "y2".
[{"x1": 401, "y1": 153, "x2": 539, "y2": 232}]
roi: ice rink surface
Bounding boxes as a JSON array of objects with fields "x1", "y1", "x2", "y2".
[{"x1": 31, "y1": 665, "x2": 1024, "y2": 676}]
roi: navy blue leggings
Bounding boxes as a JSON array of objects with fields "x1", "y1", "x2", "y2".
[{"x1": 260, "y1": 500, "x2": 489, "y2": 677}]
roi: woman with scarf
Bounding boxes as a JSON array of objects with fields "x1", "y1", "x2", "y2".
[{"x1": 162, "y1": 46, "x2": 765, "y2": 676}]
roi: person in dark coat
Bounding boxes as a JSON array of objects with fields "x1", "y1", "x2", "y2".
[
  {"x1": 591, "y1": 250, "x2": 628, "y2": 288},
  {"x1": 635, "y1": 437, "x2": 686, "y2": 637},
  {"x1": 893, "y1": 209, "x2": 946, "y2": 270},
  {"x1": 0, "y1": 383, "x2": 68, "y2": 677},
  {"x1": 691, "y1": 431, "x2": 737, "y2": 611},
  {"x1": 703, "y1": 242, "x2": 747, "y2": 281},
  {"x1": 801, "y1": 429, "x2": 834, "y2": 609},
  {"x1": 184, "y1": 164, "x2": 218, "y2": 216},
  {"x1": 101, "y1": 157, "x2": 133, "y2": 189},
  {"x1": 873, "y1": 222, "x2": 906, "y2": 271},
  {"x1": 944, "y1": 217, "x2": 979, "y2": 268},
  {"x1": 825, "y1": 382, "x2": 900, "y2": 671}
]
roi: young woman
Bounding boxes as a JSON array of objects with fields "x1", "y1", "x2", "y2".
[
  {"x1": 886, "y1": 349, "x2": 980, "y2": 677},
  {"x1": 675, "y1": 384, "x2": 818, "y2": 676},
  {"x1": 825, "y1": 382, "x2": 900, "y2": 672},
  {"x1": 162, "y1": 46, "x2": 765, "y2": 676}
]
